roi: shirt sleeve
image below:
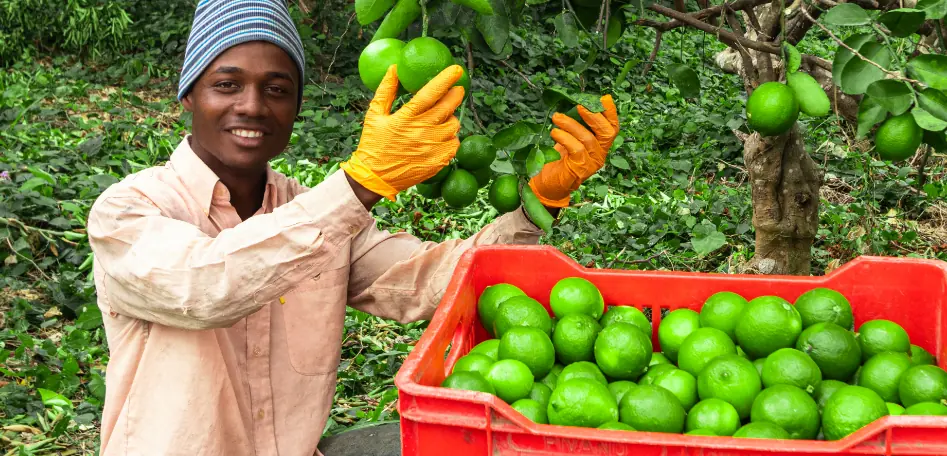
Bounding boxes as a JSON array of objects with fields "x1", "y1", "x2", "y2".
[
  {"x1": 346, "y1": 207, "x2": 544, "y2": 323},
  {"x1": 87, "y1": 170, "x2": 375, "y2": 330}
]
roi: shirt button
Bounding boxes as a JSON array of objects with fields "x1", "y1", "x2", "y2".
[
  {"x1": 253, "y1": 347, "x2": 263, "y2": 357},
  {"x1": 257, "y1": 409, "x2": 265, "y2": 420}
]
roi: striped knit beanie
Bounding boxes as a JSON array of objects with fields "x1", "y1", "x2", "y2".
[{"x1": 177, "y1": 0, "x2": 307, "y2": 111}]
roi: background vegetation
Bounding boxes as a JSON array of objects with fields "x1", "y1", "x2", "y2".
[{"x1": 1, "y1": 0, "x2": 944, "y2": 453}]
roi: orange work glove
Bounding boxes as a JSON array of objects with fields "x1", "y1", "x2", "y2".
[
  {"x1": 340, "y1": 64, "x2": 465, "y2": 200},
  {"x1": 528, "y1": 94, "x2": 620, "y2": 208}
]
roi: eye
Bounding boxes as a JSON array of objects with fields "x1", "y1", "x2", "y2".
[
  {"x1": 214, "y1": 81, "x2": 238, "y2": 90},
  {"x1": 266, "y1": 85, "x2": 288, "y2": 94}
]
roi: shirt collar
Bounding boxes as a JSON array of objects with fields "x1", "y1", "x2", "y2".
[{"x1": 168, "y1": 135, "x2": 280, "y2": 215}]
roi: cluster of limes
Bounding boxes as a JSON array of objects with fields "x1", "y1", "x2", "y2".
[
  {"x1": 358, "y1": 36, "x2": 470, "y2": 96},
  {"x1": 745, "y1": 72, "x2": 830, "y2": 138},
  {"x1": 413, "y1": 135, "x2": 521, "y2": 214},
  {"x1": 440, "y1": 280, "x2": 947, "y2": 441}
]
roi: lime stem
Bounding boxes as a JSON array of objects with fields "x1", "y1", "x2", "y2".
[{"x1": 421, "y1": 0, "x2": 429, "y2": 37}]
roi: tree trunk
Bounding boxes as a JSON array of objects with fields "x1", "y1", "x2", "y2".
[{"x1": 742, "y1": 124, "x2": 823, "y2": 275}]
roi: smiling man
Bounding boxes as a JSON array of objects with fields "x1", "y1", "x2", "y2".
[{"x1": 86, "y1": 1, "x2": 619, "y2": 456}]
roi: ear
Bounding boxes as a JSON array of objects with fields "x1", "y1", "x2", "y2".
[{"x1": 181, "y1": 93, "x2": 194, "y2": 112}]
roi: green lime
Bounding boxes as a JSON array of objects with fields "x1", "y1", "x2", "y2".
[
  {"x1": 608, "y1": 381, "x2": 638, "y2": 405},
  {"x1": 686, "y1": 398, "x2": 741, "y2": 436},
  {"x1": 735, "y1": 296, "x2": 803, "y2": 360},
  {"x1": 493, "y1": 295, "x2": 553, "y2": 338},
  {"x1": 910, "y1": 344, "x2": 936, "y2": 365},
  {"x1": 559, "y1": 361, "x2": 608, "y2": 386},
  {"x1": 549, "y1": 277, "x2": 605, "y2": 320},
  {"x1": 540, "y1": 371, "x2": 559, "y2": 390},
  {"x1": 814, "y1": 380, "x2": 849, "y2": 410},
  {"x1": 699, "y1": 291, "x2": 748, "y2": 342},
  {"x1": 598, "y1": 421, "x2": 635, "y2": 431},
  {"x1": 733, "y1": 422, "x2": 790, "y2": 439},
  {"x1": 822, "y1": 385, "x2": 889, "y2": 440},
  {"x1": 796, "y1": 322, "x2": 862, "y2": 382},
  {"x1": 898, "y1": 365, "x2": 947, "y2": 408},
  {"x1": 697, "y1": 354, "x2": 762, "y2": 420},
  {"x1": 423, "y1": 164, "x2": 452, "y2": 185},
  {"x1": 552, "y1": 314, "x2": 602, "y2": 365},
  {"x1": 737, "y1": 346, "x2": 749, "y2": 359},
  {"x1": 469, "y1": 339, "x2": 500, "y2": 360},
  {"x1": 456, "y1": 135, "x2": 496, "y2": 170},
  {"x1": 358, "y1": 38, "x2": 405, "y2": 91},
  {"x1": 485, "y1": 359, "x2": 535, "y2": 404},
  {"x1": 478, "y1": 283, "x2": 526, "y2": 337},
  {"x1": 499, "y1": 326, "x2": 555, "y2": 379},
  {"x1": 786, "y1": 71, "x2": 831, "y2": 117},
  {"x1": 600, "y1": 306, "x2": 652, "y2": 337},
  {"x1": 529, "y1": 382, "x2": 553, "y2": 407},
  {"x1": 887, "y1": 402, "x2": 905, "y2": 416},
  {"x1": 441, "y1": 371, "x2": 496, "y2": 395},
  {"x1": 511, "y1": 398, "x2": 548, "y2": 424},
  {"x1": 677, "y1": 327, "x2": 737, "y2": 377},
  {"x1": 653, "y1": 368, "x2": 698, "y2": 411},
  {"x1": 752, "y1": 358, "x2": 766, "y2": 377},
  {"x1": 455, "y1": 59, "x2": 470, "y2": 99},
  {"x1": 794, "y1": 288, "x2": 854, "y2": 330},
  {"x1": 618, "y1": 385, "x2": 687, "y2": 433},
  {"x1": 857, "y1": 319, "x2": 911, "y2": 362},
  {"x1": 593, "y1": 322, "x2": 652, "y2": 380},
  {"x1": 638, "y1": 364, "x2": 677, "y2": 386},
  {"x1": 685, "y1": 429, "x2": 718, "y2": 436},
  {"x1": 750, "y1": 384, "x2": 821, "y2": 440},
  {"x1": 650, "y1": 352, "x2": 672, "y2": 366},
  {"x1": 471, "y1": 166, "x2": 492, "y2": 188},
  {"x1": 488, "y1": 174, "x2": 521, "y2": 214},
  {"x1": 415, "y1": 182, "x2": 441, "y2": 199},
  {"x1": 903, "y1": 402, "x2": 947, "y2": 416},
  {"x1": 397, "y1": 37, "x2": 454, "y2": 93},
  {"x1": 547, "y1": 378, "x2": 619, "y2": 428},
  {"x1": 745, "y1": 81, "x2": 800, "y2": 136},
  {"x1": 452, "y1": 353, "x2": 495, "y2": 378},
  {"x1": 857, "y1": 352, "x2": 913, "y2": 403},
  {"x1": 761, "y1": 348, "x2": 823, "y2": 394},
  {"x1": 658, "y1": 308, "x2": 701, "y2": 363},
  {"x1": 440, "y1": 168, "x2": 479, "y2": 208},
  {"x1": 874, "y1": 113, "x2": 923, "y2": 162}
]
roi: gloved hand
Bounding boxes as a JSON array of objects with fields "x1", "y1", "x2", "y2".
[
  {"x1": 340, "y1": 64, "x2": 465, "y2": 201},
  {"x1": 528, "y1": 94, "x2": 619, "y2": 208}
]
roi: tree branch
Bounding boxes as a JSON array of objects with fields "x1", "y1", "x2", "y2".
[
  {"x1": 633, "y1": 0, "x2": 776, "y2": 31},
  {"x1": 642, "y1": 31, "x2": 664, "y2": 77},
  {"x1": 499, "y1": 60, "x2": 539, "y2": 90},
  {"x1": 465, "y1": 42, "x2": 486, "y2": 132},
  {"x1": 649, "y1": 4, "x2": 782, "y2": 55}
]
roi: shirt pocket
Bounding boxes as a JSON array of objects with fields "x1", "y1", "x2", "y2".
[{"x1": 280, "y1": 265, "x2": 349, "y2": 375}]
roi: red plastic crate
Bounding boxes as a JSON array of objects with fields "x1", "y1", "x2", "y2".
[{"x1": 394, "y1": 246, "x2": 947, "y2": 456}]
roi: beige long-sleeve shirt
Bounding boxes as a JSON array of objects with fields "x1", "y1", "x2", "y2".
[{"x1": 86, "y1": 136, "x2": 544, "y2": 456}]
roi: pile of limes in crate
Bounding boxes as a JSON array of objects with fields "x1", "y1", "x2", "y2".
[{"x1": 440, "y1": 278, "x2": 946, "y2": 440}]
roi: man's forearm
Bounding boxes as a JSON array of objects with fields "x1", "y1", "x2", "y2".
[{"x1": 344, "y1": 171, "x2": 385, "y2": 210}]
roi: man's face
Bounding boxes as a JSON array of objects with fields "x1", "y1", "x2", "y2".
[{"x1": 182, "y1": 41, "x2": 299, "y2": 173}]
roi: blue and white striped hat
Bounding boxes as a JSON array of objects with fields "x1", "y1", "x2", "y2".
[{"x1": 177, "y1": 0, "x2": 307, "y2": 110}]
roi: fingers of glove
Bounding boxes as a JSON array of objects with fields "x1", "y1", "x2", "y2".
[
  {"x1": 552, "y1": 113, "x2": 600, "y2": 158},
  {"x1": 550, "y1": 128, "x2": 587, "y2": 161},
  {"x1": 420, "y1": 86, "x2": 465, "y2": 124},
  {"x1": 576, "y1": 105, "x2": 615, "y2": 140},
  {"x1": 600, "y1": 94, "x2": 619, "y2": 129},
  {"x1": 399, "y1": 65, "x2": 464, "y2": 118},
  {"x1": 368, "y1": 65, "x2": 400, "y2": 116}
]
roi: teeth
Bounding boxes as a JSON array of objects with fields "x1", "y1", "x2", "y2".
[{"x1": 232, "y1": 129, "x2": 263, "y2": 138}]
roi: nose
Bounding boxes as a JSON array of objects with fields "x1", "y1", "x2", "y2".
[{"x1": 234, "y1": 85, "x2": 267, "y2": 117}]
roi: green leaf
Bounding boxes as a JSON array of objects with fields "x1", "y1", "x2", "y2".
[
  {"x1": 493, "y1": 121, "x2": 542, "y2": 150},
  {"x1": 840, "y1": 42, "x2": 892, "y2": 95},
  {"x1": 912, "y1": 107, "x2": 947, "y2": 131},
  {"x1": 554, "y1": 12, "x2": 579, "y2": 48},
  {"x1": 450, "y1": 0, "x2": 495, "y2": 15},
  {"x1": 37, "y1": 388, "x2": 73, "y2": 410},
  {"x1": 924, "y1": 129, "x2": 947, "y2": 151},
  {"x1": 783, "y1": 42, "x2": 802, "y2": 74},
  {"x1": 916, "y1": 0, "x2": 947, "y2": 19},
  {"x1": 27, "y1": 166, "x2": 55, "y2": 185},
  {"x1": 355, "y1": 0, "x2": 395, "y2": 25},
  {"x1": 823, "y1": 3, "x2": 872, "y2": 25},
  {"x1": 19, "y1": 176, "x2": 50, "y2": 193},
  {"x1": 526, "y1": 147, "x2": 545, "y2": 177},
  {"x1": 610, "y1": 156, "x2": 630, "y2": 170},
  {"x1": 918, "y1": 88, "x2": 947, "y2": 122},
  {"x1": 865, "y1": 79, "x2": 914, "y2": 116},
  {"x1": 908, "y1": 55, "x2": 947, "y2": 91},
  {"x1": 667, "y1": 63, "x2": 701, "y2": 98},
  {"x1": 87, "y1": 373, "x2": 106, "y2": 401},
  {"x1": 571, "y1": 93, "x2": 605, "y2": 112},
  {"x1": 691, "y1": 220, "x2": 727, "y2": 257},
  {"x1": 877, "y1": 8, "x2": 927, "y2": 37},
  {"x1": 541, "y1": 86, "x2": 574, "y2": 111},
  {"x1": 430, "y1": 0, "x2": 462, "y2": 27},
  {"x1": 857, "y1": 97, "x2": 887, "y2": 138},
  {"x1": 475, "y1": 0, "x2": 509, "y2": 54},
  {"x1": 615, "y1": 59, "x2": 636, "y2": 87},
  {"x1": 832, "y1": 34, "x2": 874, "y2": 88}
]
